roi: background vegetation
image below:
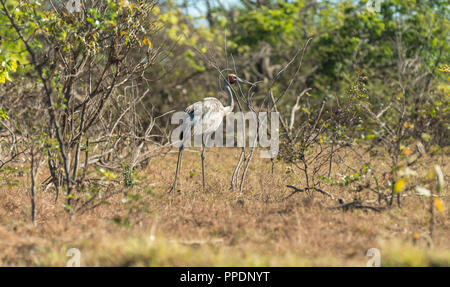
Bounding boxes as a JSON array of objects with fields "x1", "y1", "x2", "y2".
[{"x1": 0, "y1": 0, "x2": 448, "y2": 266}]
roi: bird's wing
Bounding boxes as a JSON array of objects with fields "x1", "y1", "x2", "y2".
[
  {"x1": 184, "y1": 98, "x2": 224, "y2": 136},
  {"x1": 185, "y1": 98, "x2": 223, "y2": 117}
]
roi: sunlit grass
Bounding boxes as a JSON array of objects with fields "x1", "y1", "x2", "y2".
[{"x1": 0, "y1": 147, "x2": 448, "y2": 266}]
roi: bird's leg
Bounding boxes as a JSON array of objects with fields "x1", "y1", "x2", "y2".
[
  {"x1": 201, "y1": 134, "x2": 210, "y2": 191},
  {"x1": 201, "y1": 145, "x2": 206, "y2": 191},
  {"x1": 169, "y1": 145, "x2": 184, "y2": 193}
]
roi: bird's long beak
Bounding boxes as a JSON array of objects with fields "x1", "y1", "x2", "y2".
[{"x1": 236, "y1": 77, "x2": 254, "y2": 86}]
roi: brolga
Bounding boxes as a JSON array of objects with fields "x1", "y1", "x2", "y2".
[{"x1": 169, "y1": 74, "x2": 253, "y2": 192}]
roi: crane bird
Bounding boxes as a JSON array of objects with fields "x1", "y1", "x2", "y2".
[{"x1": 169, "y1": 74, "x2": 253, "y2": 192}]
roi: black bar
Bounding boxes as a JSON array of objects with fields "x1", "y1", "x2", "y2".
[{"x1": 0, "y1": 267, "x2": 446, "y2": 286}]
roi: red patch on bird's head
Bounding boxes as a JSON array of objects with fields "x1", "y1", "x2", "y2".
[{"x1": 227, "y1": 74, "x2": 237, "y2": 84}]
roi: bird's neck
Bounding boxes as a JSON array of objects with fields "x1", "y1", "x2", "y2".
[{"x1": 223, "y1": 84, "x2": 234, "y2": 115}]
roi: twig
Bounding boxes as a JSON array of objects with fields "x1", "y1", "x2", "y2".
[
  {"x1": 328, "y1": 201, "x2": 382, "y2": 212},
  {"x1": 285, "y1": 185, "x2": 334, "y2": 200}
]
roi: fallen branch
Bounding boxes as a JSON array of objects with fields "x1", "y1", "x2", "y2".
[
  {"x1": 328, "y1": 200, "x2": 382, "y2": 212},
  {"x1": 285, "y1": 185, "x2": 334, "y2": 200}
]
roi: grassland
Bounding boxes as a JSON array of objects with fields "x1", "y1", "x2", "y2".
[{"x1": 0, "y1": 146, "x2": 448, "y2": 266}]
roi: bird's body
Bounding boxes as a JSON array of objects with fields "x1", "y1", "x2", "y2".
[
  {"x1": 169, "y1": 74, "x2": 252, "y2": 192},
  {"x1": 183, "y1": 97, "x2": 231, "y2": 137}
]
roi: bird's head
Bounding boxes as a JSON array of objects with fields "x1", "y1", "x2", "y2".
[
  {"x1": 227, "y1": 74, "x2": 253, "y2": 86},
  {"x1": 227, "y1": 74, "x2": 238, "y2": 84}
]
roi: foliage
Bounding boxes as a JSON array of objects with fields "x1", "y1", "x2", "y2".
[{"x1": 0, "y1": 0, "x2": 447, "y2": 224}]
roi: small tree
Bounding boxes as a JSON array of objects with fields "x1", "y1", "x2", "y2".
[{"x1": 0, "y1": 0, "x2": 160, "y2": 212}]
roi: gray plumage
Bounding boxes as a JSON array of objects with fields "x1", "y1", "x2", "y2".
[{"x1": 169, "y1": 74, "x2": 252, "y2": 192}]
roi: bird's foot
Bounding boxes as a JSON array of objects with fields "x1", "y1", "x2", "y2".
[{"x1": 168, "y1": 184, "x2": 177, "y2": 194}]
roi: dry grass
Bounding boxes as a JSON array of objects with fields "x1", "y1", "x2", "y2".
[{"x1": 0, "y1": 146, "x2": 448, "y2": 266}]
